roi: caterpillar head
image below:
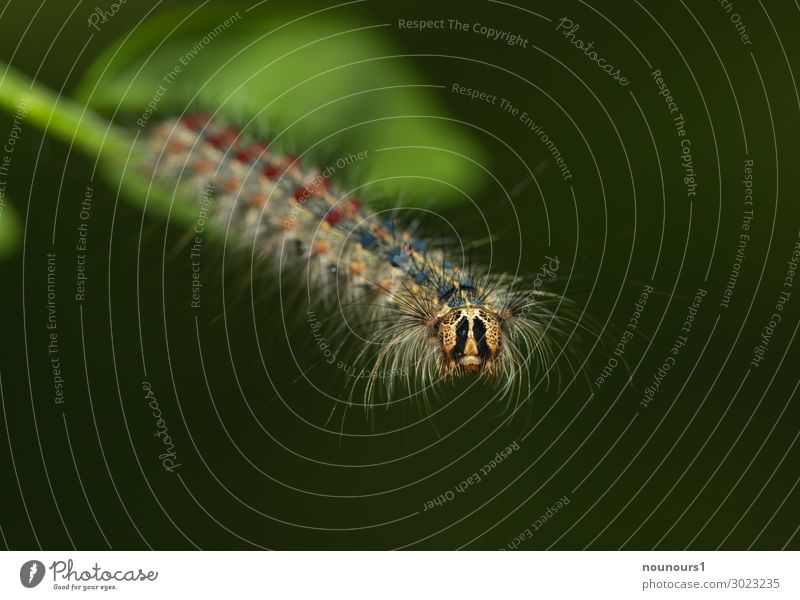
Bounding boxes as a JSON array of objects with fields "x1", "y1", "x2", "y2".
[
  {"x1": 435, "y1": 306, "x2": 504, "y2": 375},
  {"x1": 362, "y1": 280, "x2": 573, "y2": 400}
]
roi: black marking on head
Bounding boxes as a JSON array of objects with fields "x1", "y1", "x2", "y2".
[
  {"x1": 472, "y1": 317, "x2": 491, "y2": 359},
  {"x1": 451, "y1": 315, "x2": 470, "y2": 360}
]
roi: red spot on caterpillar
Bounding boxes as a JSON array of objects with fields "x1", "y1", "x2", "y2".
[
  {"x1": 286, "y1": 153, "x2": 301, "y2": 167},
  {"x1": 262, "y1": 163, "x2": 279, "y2": 179},
  {"x1": 207, "y1": 126, "x2": 240, "y2": 149},
  {"x1": 248, "y1": 141, "x2": 268, "y2": 157},
  {"x1": 236, "y1": 141, "x2": 269, "y2": 163},
  {"x1": 324, "y1": 209, "x2": 342, "y2": 225},
  {"x1": 342, "y1": 197, "x2": 362, "y2": 218},
  {"x1": 293, "y1": 186, "x2": 313, "y2": 204},
  {"x1": 207, "y1": 134, "x2": 225, "y2": 149},
  {"x1": 183, "y1": 111, "x2": 211, "y2": 131}
]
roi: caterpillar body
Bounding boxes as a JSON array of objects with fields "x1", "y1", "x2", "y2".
[{"x1": 147, "y1": 112, "x2": 579, "y2": 403}]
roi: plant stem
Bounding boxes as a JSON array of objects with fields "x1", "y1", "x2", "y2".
[
  {"x1": 0, "y1": 60, "x2": 132, "y2": 159},
  {"x1": 0, "y1": 61, "x2": 199, "y2": 227}
]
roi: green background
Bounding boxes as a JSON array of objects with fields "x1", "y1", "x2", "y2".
[{"x1": 1, "y1": 0, "x2": 799, "y2": 550}]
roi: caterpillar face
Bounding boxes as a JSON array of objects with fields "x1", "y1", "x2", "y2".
[{"x1": 436, "y1": 306, "x2": 504, "y2": 375}]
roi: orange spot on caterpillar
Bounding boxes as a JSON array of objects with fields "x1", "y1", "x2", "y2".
[
  {"x1": 222, "y1": 177, "x2": 241, "y2": 193},
  {"x1": 149, "y1": 125, "x2": 171, "y2": 145},
  {"x1": 249, "y1": 193, "x2": 267, "y2": 207},
  {"x1": 349, "y1": 261, "x2": 367, "y2": 276},
  {"x1": 194, "y1": 159, "x2": 215, "y2": 174},
  {"x1": 377, "y1": 279, "x2": 396, "y2": 294},
  {"x1": 293, "y1": 186, "x2": 313, "y2": 204},
  {"x1": 311, "y1": 240, "x2": 331, "y2": 255},
  {"x1": 280, "y1": 216, "x2": 295, "y2": 230}
]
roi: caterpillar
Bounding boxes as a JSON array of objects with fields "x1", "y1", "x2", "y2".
[{"x1": 146, "y1": 112, "x2": 582, "y2": 403}]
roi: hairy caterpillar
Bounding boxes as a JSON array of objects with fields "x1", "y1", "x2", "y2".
[{"x1": 147, "y1": 112, "x2": 583, "y2": 403}]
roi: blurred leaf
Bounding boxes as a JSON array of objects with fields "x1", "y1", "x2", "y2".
[
  {"x1": 0, "y1": 196, "x2": 21, "y2": 258},
  {"x1": 76, "y1": 4, "x2": 486, "y2": 206}
]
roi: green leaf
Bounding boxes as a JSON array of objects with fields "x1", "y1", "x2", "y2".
[
  {"x1": 0, "y1": 195, "x2": 21, "y2": 259},
  {"x1": 76, "y1": 4, "x2": 486, "y2": 207}
]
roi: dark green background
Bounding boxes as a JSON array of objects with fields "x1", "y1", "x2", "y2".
[{"x1": 1, "y1": 0, "x2": 799, "y2": 550}]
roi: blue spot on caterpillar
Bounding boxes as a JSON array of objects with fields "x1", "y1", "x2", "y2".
[
  {"x1": 438, "y1": 284, "x2": 456, "y2": 302},
  {"x1": 388, "y1": 248, "x2": 409, "y2": 268},
  {"x1": 359, "y1": 231, "x2": 377, "y2": 249}
]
